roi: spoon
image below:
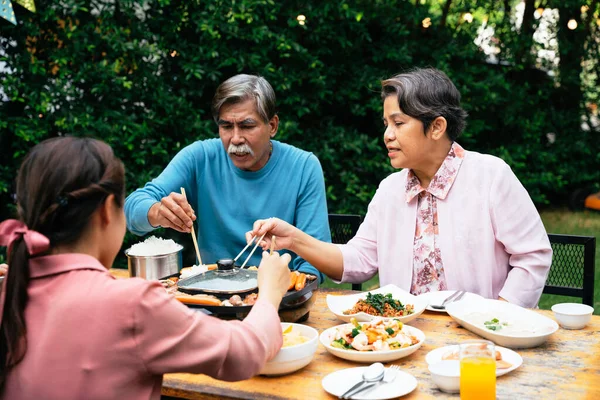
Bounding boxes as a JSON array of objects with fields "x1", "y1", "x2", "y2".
[
  {"x1": 429, "y1": 290, "x2": 466, "y2": 310},
  {"x1": 353, "y1": 365, "x2": 401, "y2": 397},
  {"x1": 340, "y1": 362, "x2": 385, "y2": 399}
]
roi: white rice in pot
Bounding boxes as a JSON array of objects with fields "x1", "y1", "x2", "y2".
[{"x1": 126, "y1": 236, "x2": 183, "y2": 257}]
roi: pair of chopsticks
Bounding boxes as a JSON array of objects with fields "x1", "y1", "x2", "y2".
[
  {"x1": 179, "y1": 190, "x2": 275, "y2": 270},
  {"x1": 233, "y1": 234, "x2": 277, "y2": 269},
  {"x1": 180, "y1": 188, "x2": 203, "y2": 266}
]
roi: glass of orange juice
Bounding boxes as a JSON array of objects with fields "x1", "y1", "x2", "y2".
[{"x1": 459, "y1": 340, "x2": 496, "y2": 400}]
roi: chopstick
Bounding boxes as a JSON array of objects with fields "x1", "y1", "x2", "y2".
[
  {"x1": 180, "y1": 188, "x2": 203, "y2": 266},
  {"x1": 270, "y1": 236, "x2": 277, "y2": 255},
  {"x1": 240, "y1": 232, "x2": 266, "y2": 269},
  {"x1": 234, "y1": 236, "x2": 255, "y2": 262}
]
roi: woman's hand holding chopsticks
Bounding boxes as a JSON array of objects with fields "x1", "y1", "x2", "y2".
[
  {"x1": 147, "y1": 192, "x2": 196, "y2": 233},
  {"x1": 248, "y1": 217, "x2": 346, "y2": 281},
  {"x1": 245, "y1": 218, "x2": 297, "y2": 252}
]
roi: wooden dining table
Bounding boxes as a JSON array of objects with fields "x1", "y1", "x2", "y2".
[{"x1": 109, "y1": 269, "x2": 600, "y2": 400}]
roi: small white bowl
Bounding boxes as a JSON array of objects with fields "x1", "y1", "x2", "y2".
[
  {"x1": 551, "y1": 303, "x2": 594, "y2": 330},
  {"x1": 428, "y1": 360, "x2": 460, "y2": 393},
  {"x1": 259, "y1": 323, "x2": 319, "y2": 376}
]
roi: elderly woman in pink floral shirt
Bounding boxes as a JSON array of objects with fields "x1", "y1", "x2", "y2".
[{"x1": 249, "y1": 68, "x2": 552, "y2": 308}]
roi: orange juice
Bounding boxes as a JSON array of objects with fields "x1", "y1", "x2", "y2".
[{"x1": 460, "y1": 356, "x2": 496, "y2": 400}]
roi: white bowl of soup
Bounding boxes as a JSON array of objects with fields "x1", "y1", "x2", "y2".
[
  {"x1": 551, "y1": 303, "x2": 594, "y2": 330},
  {"x1": 429, "y1": 360, "x2": 460, "y2": 394},
  {"x1": 259, "y1": 323, "x2": 319, "y2": 376}
]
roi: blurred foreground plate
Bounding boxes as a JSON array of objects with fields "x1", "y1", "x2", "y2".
[
  {"x1": 322, "y1": 366, "x2": 417, "y2": 399},
  {"x1": 425, "y1": 344, "x2": 523, "y2": 376}
]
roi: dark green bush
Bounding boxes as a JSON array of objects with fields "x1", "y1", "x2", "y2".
[{"x1": 1, "y1": 1, "x2": 598, "y2": 267}]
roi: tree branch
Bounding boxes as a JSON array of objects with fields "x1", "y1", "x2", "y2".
[
  {"x1": 517, "y1": 0, "x2": 536, "y2": 64},
  {"x1": 441, "y1": 0, "x2": 453, "y2": 27},
  {"x1": 503, "y1": 0, "x2": 512, "y2": 21}
]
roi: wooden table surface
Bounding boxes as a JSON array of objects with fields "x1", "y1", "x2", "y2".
[{"x1": 109, "y1": 269, "x2": 600, "y2": 400}]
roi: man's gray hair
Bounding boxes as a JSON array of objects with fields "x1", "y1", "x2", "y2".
[
  {"x1": 381, "y1": 68, "x2": 468, "y2": 141},
  {"x1": 212, "y1": 74, "x2": 277, "y2": 123}
]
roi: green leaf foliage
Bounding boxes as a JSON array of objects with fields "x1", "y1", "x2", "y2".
[{"x1": 1, "y1": 1, "x2": 598, "y2": 263}]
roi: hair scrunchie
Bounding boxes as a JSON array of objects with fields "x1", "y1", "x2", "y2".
[{"x1": 0, "y1": 219, "x2": 50, "y2": 256}]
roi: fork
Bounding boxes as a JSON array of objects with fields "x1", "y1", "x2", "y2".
[
  {"x1": 348, "y1": 365, "x2": 400, "y2": 398},
  {"x1": 430, "y1": 290, "x2": 466, "y2": 310}
]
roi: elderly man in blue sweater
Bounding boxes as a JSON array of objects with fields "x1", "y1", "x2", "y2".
[{"x1": 124, "y1": 74, "x2": 330, "y2": 281}]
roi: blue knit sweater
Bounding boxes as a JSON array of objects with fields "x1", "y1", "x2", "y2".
[{"x1": 125, "y1": 139, "x2": 330, "y2": 282}]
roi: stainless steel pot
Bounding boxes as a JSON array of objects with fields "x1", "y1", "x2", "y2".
[{"x1": 125, "y1": 248, "x2": 183, "y2": 280}]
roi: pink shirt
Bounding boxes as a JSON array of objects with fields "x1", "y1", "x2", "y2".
[
  {"x1": 408, "y1": 144, "x2": 465, "y2": 294},
  {"x1": 339, "y1": 146, "x2": 552, "y2": 308},
  {"x1": 1, "y1": 254, "x2": 282, "y2": 400}
]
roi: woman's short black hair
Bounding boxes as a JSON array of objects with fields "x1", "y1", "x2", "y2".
[{"x1": 381, "y1": 68, "x2": 468, "y2": 141}]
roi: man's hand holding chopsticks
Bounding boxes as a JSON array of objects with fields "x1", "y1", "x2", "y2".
[{"x1": 148, "y1": 192, "x2": 196, "y2": 233}]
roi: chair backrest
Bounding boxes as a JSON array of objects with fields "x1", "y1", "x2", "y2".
[
  {"x1": 543, "y1": 234, "x2": 596, "y2": 306},
  {"x1": 328, "y1": 214, "x2": 363, "y2": 291},
  {"x1": 329, "y1": 214, "x2": 362, "y2": 245}
]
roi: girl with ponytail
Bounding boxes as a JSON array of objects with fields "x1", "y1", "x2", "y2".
[{"x1": 0, "y1": 137, "x2": 290, "y2": 400}]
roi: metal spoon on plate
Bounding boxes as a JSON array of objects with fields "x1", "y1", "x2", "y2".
[
  {"x1": 339, "y1": 362, "x2": 385, "y2": 399},
  {"x1": 429, "y1": 290, "x2": 466, "y2": 310}
]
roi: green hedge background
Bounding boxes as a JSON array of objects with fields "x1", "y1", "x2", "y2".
[{"x1": 1, "y1": 0, "x2": 599, "y2": 266}]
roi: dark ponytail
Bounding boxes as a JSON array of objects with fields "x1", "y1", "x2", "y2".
[
  {"x1": 0, "y1": 137, "x2": 125, "y2": 391},
  {"x1": 0, "y1": 240, "x2": 29, "y2": 389}
]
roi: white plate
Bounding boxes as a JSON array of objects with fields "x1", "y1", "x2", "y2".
[
  {"x1": 445, "y1": 299, "x2": 559, "y2": 348},
  {"x1": 326, "y1": 284, "x2": 428, "y2": 324},
  {"x1": 319, "y1": 323, "x2": 425, "y2": 363},
  {"x1": 322, "y1": 367, "x2": 417, "y2": 399},
  {"x1": 418, "y1": 290, "x2": 484, "y2": 313},
  {"x1": 425, "y1": 345, "x2": 523, "y2": 377}
]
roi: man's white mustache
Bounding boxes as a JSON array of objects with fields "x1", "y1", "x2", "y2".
[{"x1": 228, "y1": 144, "x2": 254, "y2": 156}]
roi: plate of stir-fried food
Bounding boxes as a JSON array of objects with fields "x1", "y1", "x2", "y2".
[
  {"x1": 319, "y1": 317, "x2": 425, "y2": 362},
  {"x1": 327, "y1": 284, "x2": 428, "y2": 324}
]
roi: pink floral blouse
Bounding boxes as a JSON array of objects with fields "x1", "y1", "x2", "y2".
[{"x1": 407, "y1": 142, "x2": 465, "y2": 295}]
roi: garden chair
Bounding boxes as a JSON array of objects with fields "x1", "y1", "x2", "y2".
[
  {"x1": 543, "y1": 234, "x2": 596, "y2": 307},
  {"x1": 328, "y1": 214, "x2": 363, "y2": 291}
]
